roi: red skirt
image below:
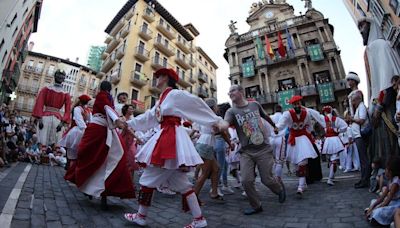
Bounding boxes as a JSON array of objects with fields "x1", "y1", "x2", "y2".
[{"x1": 65, "y1": 123, "x2": 135, "y2": 198}]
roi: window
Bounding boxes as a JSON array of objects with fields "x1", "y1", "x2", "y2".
[
  {"x1": 135, "y1": 63, "x2": 142, "y2": 73},
  {"x1": 138, "y1": 41, "x2": 145, "y2": 54},
  {"x1": 28, "y1": 60, "x2": 34, "y2": 67},
  {"x1": 2, "y1": 51, "x2": 8, "y2": 63},
  {"x1": 154, "y1": 52, "x2": 160, "y2": 63},
  {"x1": 205, "y1": 62, "x2": 208, "y2": 67},
  {"x1": 23, "y1": 8, "x2": 28, "y2": 17},
  {"x1": 278, "y1": 77, "x2": 296, "y2": 91},
  {"x1": 12, "y1": 27, "x2": 18, "y2": 37},
  {"x1": 164, "y1": 39, "x2": 169, "y2": 47},
  {"x1": 162, "y1": 57, "x2": 168, "y2": 67},
  {"x1": 156, "y1": 34, "x2": 162, "y2": 43},
  {"x1": 177, "y1": 49, "x2": 181, "y2": 58},
  {"x1": 10, "y1": 13, "x2": 17, "y2": 26},
  {"x1": 389, "y1": 0, "x2": 399, "y2": 13},
  {"x1": 159, "y1": 18, "x2": 164, "y2": 25},
  {"x1": 48, "y1": 65, "x2": 55, "y2": 75},
  {"x1": 357, "y1": 3, "x2": 366, "y2": 16},
  {"x1": 176, "y1": 66, "x2": 180, "y2": 76},
  {"x1": 142, "y1": 22, "x2": 148, "y2": 32},
  {"x1": 131, "y1": 89, "x2": 138, "y2": 101},
  {"x1": 313, "y1": 70, "x2": 331, "y2": 84},
  {"x1": 37, "y1": 62, "x2": 44, "y2": 71},
  {"x1": 199, "y1": 56, "x2": 202, "y2": 61},
  {"x1": 0, "y1": 39, "x2": 4, "y2": 51}
]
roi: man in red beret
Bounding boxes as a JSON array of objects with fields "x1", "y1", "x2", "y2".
[
  {"x1": 320, "y1": 106, "x2": 348, "y2": 186},
  {"x1": 276, "y1": 95, "x2": 325, "y2": 197},
  {"x1": 121, "y1": 68, "x2": 227, "y2": 227}
]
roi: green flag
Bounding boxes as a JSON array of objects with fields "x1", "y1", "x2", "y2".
[
  {"x1": 255, "y1": 37, "x2": 265, "y2": 60},
  {"x1": 242, "y1": 61, "x2": 255, "y2": 78},
  {"x1": 308, "y1": 44, "x2": 324, "y2": 61},
  {"x1": 317, "y1": 82, "x2": 335, "y2": 103},
  {"x1": 278, "y1": 89, "x2": 295, "y2": 111}
]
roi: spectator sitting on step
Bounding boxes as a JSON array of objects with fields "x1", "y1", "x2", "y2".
[
  {"x1": 369, "y1": 157, "x2": 387, "y2": 194},
  {"x1": 26, "y1": 140, "x2": 40, "y2": 164},
  {"x1": 49, "y1": 146, "x2": 67, "y2": 167}
]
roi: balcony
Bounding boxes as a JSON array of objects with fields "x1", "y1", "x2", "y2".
[
  {"x1": 189, "y1": 58, "x2": 197, "y2": 67},
  {"x1": 134, "y1": 46, "x2": 150, "y2": 62},
  {"x1": 142, "y1": 7, "x2": 155, "y2": 23},
  {"x1": 149, "y1": 78, "x2": 161, "y2": 94},
  {"x1": 138, "y1": 26, "x2": 153, "y2": 41},
  {"x1": 110, "y1": 70, "x2": 121, "y2": 84},
  {"x1": 24, "y1": 65, "x2": 43, "y2": 75},
  {"x1": 101, "y1": 52, "x2": 108, "y2": 60},
  {"x1": 210, "y1": 82, "x2": 217, "y2": 91},
  {"x1": 109, "y1": 18, "x2": 125, "y2": 37},
  {"x1": 115, "y1": 45, "x2": 125, "y2": 60},
  {"x1": 96, "y1": 72, "x2": 105, "y2": 79},
  {"x1": 198, "y1": 73, "x2": 208, "y2": 83},
  {"x1": 177, "y1": 74, "x2": 191, "y2": 88},
  {"x1": 150, "y1": 56, "x2": 171, "y2": 70},
  {"x1": 189, "y1": 74, "x2": 196, "y2": 83},
  {"x1": 300, "y1": 85, "x2": 317, "y2": 96},
  {"x1": 156, "y1": 20, "x2": 176, "y2": 40},
  {"x1": 333, "y1": 79, "x2": 348, "y2": 91},
  {"x1": 17, "y1": 84, "x2": 39, "y2": 94},
  {"x1": 256, "y1": 93, "x2": 278, "y2": 105},
  {"x1": 198, "y1": 87, "x2": 209, "y2": 98},
  {"x1": 295, "y1": 48, "x2": 307, "y2": 57},
  {"x1": 176, "y1": 36, "x2": 191, "y2": 54},
  {"x1": 46, "y1": 69, "x2": 55, "y2": 77},
  {"x1": 101, "y1": 53, "x2": 116, "y2": 73},
  {"x1": 130, "y1": 71, "x2": 148, "y2": 88},
  {"x1": 153, "y1": 38, "x2": 176, "y2": 57},
  {"x1": 175, "y1": 54, "x2": 191, "y2": 70},
  {"x1": 120, "y1": 25, "x2": 130, "y2": 38},
  {"x1": 104, "y1": 36, "x2": 112, "y2": 44},
  {"x1": 105, "y1": 37, "x2": 121, "y2": 53},
  {"x1": 125, "y1": 8, "x2": 134, "y2": 20},
  {"x1": 15, "y1": 103, "x2": 33, "y2": 112},
  {"x1": 322, "y1": 41, "x2": 336, "y2": 51}
]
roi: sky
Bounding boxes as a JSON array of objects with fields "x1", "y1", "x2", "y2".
[{"x1": 29, "y1": 0, "x2": 367, "y2": 103}]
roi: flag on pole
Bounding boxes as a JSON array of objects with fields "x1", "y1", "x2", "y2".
[
  {"x1": 264, "y1": 35, "x2": 275, "y2": 60},
  {"x1": 255, "y1": 37, "x2": 265, "y2": 60},
  {"x1": 277, "y1": 31, "x2": 286, "y2": 58},
  {"x1": 285, "y1": 28, "x2": 295, "y2": 57}
]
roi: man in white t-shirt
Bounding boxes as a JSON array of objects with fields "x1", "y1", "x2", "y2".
[{"x1": 350, "y1": 92, "x2": 370, "y2": 188}]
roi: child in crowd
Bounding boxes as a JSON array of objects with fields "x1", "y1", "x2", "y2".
[
  {"x1": 26, "y1": 140, "x2": 40, "y2": 164},
  {"x1": 369, "y1": 158, "x2": 387, "y2": 194},
  {"x1": 365, "y1": 156, "x2": 400, "y2": 226},
  {"x1": 227, "y1": 126, "x2": 241, "y2": 188}
]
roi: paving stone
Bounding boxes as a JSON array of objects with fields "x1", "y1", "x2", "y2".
[
  {"x1": 46, "y1": 221, "x2": 62, "y2": 228},
  {"x1": 13, "y1": 208, "x2": 31, "y2": 220},
  {"x1": 10, "y1": 219, "x2": 30, "y2": 228}
]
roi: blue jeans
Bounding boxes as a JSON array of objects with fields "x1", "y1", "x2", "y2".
[{"x1": 215, "y1": 136, "x2": 228, "y2": 185}]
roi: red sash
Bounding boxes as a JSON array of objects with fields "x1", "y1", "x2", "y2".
[
  {"x1": 151, "y1": 88, "x2": 181, "y2": 166},
  {"x1": 325, "y1": 115, "x2": 338, "y2": 137},
  {"x1": 288, "y1": 108, "x2": 314, "y2": 145}
]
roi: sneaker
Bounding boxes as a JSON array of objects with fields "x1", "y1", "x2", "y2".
[
  {"x1": 296, "y1": 188, "x2": 303, "y2": 198},
  {"x1": 343, "y1": 169, "x2": 351, "y2": 173},
  {"x1": 221, "y1": 186, "x2": 234, "y2": 195},
  {"x1": 243, "y1": 206, "x2": 263, "y2": 215},
  {"x1": 241, "y1": 191, "x2": 247, "y2": 197},
  {"x1": 124, "y1": 213, "x2": 147, "y2": 226},
  {"x1": 327, "y1": 179, "x2": 335, "y2": 186},
  {"x1": 184, "y1": 216, "x2": 207, "y2": 228},
  {"x1": 209, "y1": 188, "x2": 224, "y2": 196},
  {"x1": 232, "y1": 182, "x2": 242, "y2": 188}
]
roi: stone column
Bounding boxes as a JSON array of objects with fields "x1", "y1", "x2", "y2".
[
  {"x1": 328, "y1": 56, "x2": 337, "y2": 80},
  {"x1": 264, "y1": 70, "x2": 270, "y2": 94},
  {"x1": 324, "y1": 25, "x2": 331, "y2": 42},
  {"x1": 258, "y1": 72, "x2": 264, "y2": 92},
  {"x1": 334, "y1": 55, "x2": 345, "y2": 79},
  {"x1": 297, "y1": 33, "x2": 303, "y2": 48},
  {"x1": 304, "y1": 61, "x2": 312, "y2": 83},
  {"x1": 318, "y1": 27, "x2": 325, "y2": 43},
  {"x1": 298, "y1": 62, "x2": 305, "y2": 85}
]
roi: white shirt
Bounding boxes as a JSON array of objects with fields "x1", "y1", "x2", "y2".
[
  {"x1": 351, "y1": 102, "x2": 368, "y2": 138},
  {"x1": 270, "y1": 112, "x2": 286, "y2": 137},
  {"x1": 277, "y1": 108, "x2": 326, "y2": 131},
  {"x1": 73, "y1": 106, "x2": 87, "y2": 130}
]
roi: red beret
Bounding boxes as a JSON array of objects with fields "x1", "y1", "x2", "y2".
[
  {"x1": 79, "y1": 94, "x2": 91, "y2": 103},
  {"x1": 322, "y1": 106, "x2": 332, "y2": 113},
  {"x1": 289, "y1": 95, "x2": 303, "y2": 104},
  {"x1": 183, "y1": 121, "x2": 192, "y2": 128},
  {"x1": 154, "y1": 68, "x2": 179, "y2": 82}
]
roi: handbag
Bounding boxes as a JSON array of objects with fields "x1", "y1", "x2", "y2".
[{"x1": 360, "y1": 105, "x2": 372, "y2": 137}]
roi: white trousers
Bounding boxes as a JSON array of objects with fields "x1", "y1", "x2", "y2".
[
  {"x1": 139, "y1": 167, "x2": 193, "y2": 194},
  {"x1": 37, "y1": 116, "x2": 62, "y2": 146}
]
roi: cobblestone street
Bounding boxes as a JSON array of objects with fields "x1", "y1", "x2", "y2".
[{"x1": 0, "y1": 162, "x2": 375, "y2": 228}]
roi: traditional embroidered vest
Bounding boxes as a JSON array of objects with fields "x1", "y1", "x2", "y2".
[
  {"x1": 325, "y1": 115, "x2": 338, "y2": 137},
  {"x1": 288, "y1": 108, "x2": 314, "y2": 145}
]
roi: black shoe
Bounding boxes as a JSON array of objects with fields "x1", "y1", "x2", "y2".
[
  {"x1": 355, "y1": 182, "x2": 369, "y2": 189},
  {"x1": 244, "y1": 206, "x2": 263, "y2": 215},
  {"x1": 278, "y1": 183, "x2": 286, "y2": 203},
  {"x1": 354, "y1": 180, "x2": 362, "y2": 187},
  {"x1": 101, "y1": 196, "x2": 108, "y2": 210}
]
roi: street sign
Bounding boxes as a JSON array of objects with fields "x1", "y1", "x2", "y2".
[
  {"x1": 317, "y1": 82, "x2": 335, "y2": 103},
  {"x1": 278, "y1": 89, "x2": 295, "y2": 111},
  {"x1": 308, "y1": 44, "x2": 324, "y2": 61},
  {"x1": 242, "y1": 60, "x2": 255, "y2": 78}
]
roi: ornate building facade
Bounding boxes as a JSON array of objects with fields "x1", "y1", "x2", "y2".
[{"x1": 225, "y1": 1, "x2": 349, "y2": 113}]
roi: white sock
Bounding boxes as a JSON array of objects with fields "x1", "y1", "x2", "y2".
[
  {"x1": 138, "y1": 205, "x2": 148, "y2": 217},
  {"x1": 186, "y1": 192, "x2": 202, "y2": 218},
  {"x1": 329, "y1": 165, "x2": 335, "y2": 179},
  {"x1": 275, "y1": 163, "x2": 283, "y2": 178},
  {"x1": 298, "y1": 177, "x2": 306, "y2": 189}
]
